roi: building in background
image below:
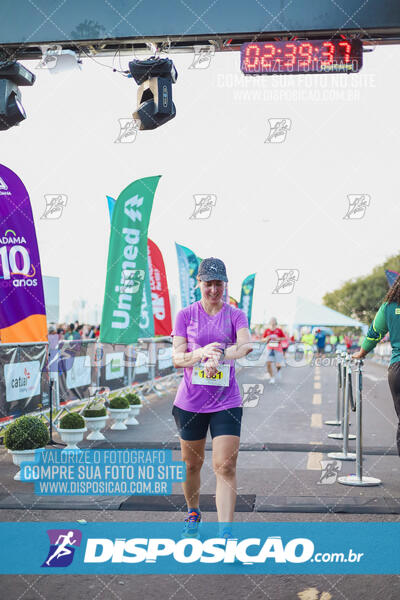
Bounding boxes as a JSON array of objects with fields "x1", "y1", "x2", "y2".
[
  {"x1": 43, "y1": 276, "x2": 59, "y2": 324},
  {"x1": 63, "y1": 298, "x2": 101, "y2": 325}
]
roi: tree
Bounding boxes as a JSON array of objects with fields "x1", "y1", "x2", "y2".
[{"x1": 323, "y1": 253, "x2": 400, "y2": 324}]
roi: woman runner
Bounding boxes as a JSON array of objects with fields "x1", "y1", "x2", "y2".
[{"x1": 171, "y1": 257, "x2": 252, "y2": 539}]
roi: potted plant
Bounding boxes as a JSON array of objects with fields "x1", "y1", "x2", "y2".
[
  {"x1": 83, "y1": 398, "x2": 108, "y2": 440},
  {"x1": 4, "y1": 415, "x2": 49, "y2": 481},
  {"x1": 57, "y1": 412, "x2": 87, "y2": 450},
  {"x1": 124, "y1": 392, "x2": 143, "y2": 426},
  {"x1": 108, "y1": 396, "x2": 130, "y2": 430}
]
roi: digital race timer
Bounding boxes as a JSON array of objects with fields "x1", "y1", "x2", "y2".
[{"x1": 240, "y1": 39, "x2": 362, "y2": 75}]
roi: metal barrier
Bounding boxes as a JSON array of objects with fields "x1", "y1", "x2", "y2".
[
  {"x1": 327, "y1": 352, "x2": 356, "y2": 442},
  {"x1": 0, "y1": 336, "x2": 180, "y2": 435},
  {"x1": 325, "y1": 354, "x2": 381, "y2": 486},
  {"x1": 0, "y1": 341, "x2": 50, "y2": 424},
  {"x1": 324, "y1": 350, "x2": 342, "y2": 426},
  {"x1": 328, "y1": 353, "x2": 356, "y2": 461},
  {"x1": 52, "y1": 336, "x2": 179, "y2": 422},
  {"x1": 338, "y1": 359, "x2": 382, "y2": 487}
]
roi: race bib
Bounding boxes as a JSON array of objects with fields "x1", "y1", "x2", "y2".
[
  {"x1": 192, "y1": 364, "x2": 230, "y2": 387},
  {"x1": 268, "y1": 341, "x2": 279, "y2": 348}
]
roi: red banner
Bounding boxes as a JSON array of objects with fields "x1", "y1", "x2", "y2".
[{"x1": 147, "y1": 239, "x2": 172, "y2": 336}]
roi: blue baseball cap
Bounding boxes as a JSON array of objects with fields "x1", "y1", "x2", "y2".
[{"x1": 198, "y1": 257, "x2": 228, "y2": 282}]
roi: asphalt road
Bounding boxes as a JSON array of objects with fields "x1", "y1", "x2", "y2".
[{"x1": 1, "y1": 355, "x2": 399, "y2": 598}]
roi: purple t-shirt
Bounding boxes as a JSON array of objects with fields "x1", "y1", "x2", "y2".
[{"x1": 171, "y1": 301, "x2": 249, "y2": 413}]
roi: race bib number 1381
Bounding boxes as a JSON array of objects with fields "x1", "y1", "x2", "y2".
[{"x1": 192, "y1": 364, "x2": 230, "y2": 387}]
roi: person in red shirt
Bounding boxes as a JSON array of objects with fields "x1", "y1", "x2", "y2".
[
  {"x1": 262, "y1": 317, "x2": 286, "y2": 383},
  {"x1": 344, "y1": 334, "x2": 352, "y2": 351}
]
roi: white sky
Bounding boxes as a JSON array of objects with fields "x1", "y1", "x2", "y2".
[{"x1": 1, "y1": 44, "x2": 400, "y2": 325}]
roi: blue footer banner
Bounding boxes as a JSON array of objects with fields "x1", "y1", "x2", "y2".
[{"x1": 0, "y1": 522, "x2": 399, "y2": 574}]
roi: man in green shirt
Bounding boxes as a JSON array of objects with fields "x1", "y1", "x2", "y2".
[{"x1": 353, "y1": 277, "x2": 400, "y2": 455}]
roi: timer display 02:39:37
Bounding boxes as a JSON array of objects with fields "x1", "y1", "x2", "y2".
[{"x1": 240, "y1": 39, "x2": 363, "y2": 75}]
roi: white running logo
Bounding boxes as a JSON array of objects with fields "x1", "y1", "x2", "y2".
[{"x1": 46, "y1": 531, "x2": 77, "y2": 566}]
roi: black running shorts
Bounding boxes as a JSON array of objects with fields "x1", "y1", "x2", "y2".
[{"x1": 172, "y1": 405, "x2": 243, "y2": 441}]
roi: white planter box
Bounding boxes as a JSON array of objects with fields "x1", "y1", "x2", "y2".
[
  {"x1": 57, "y1": 427, "x2": 87, "y2": 450},
  {"x1": 10, "y1": 448, "x2": 44, "y2": 481},
  {"x1": 108, "y1": 408, "x2": 130, "y2": 430},
  {"x1": 84, "y1": 415, "x2": 109, "y2": 440},
  {"x1": 125, "y1": 404, "x2": 143, "y2": 426}
]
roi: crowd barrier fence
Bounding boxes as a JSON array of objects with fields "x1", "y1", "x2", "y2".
[
  {"x1": 0, "y1": 336, "x2": 178, "y2": 436},
  {"x1": 325, "y1": 352, "x2": 381, "y2": 487}
]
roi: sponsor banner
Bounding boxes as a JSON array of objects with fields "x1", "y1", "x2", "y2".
[
  {"x1": 107, "y1": 195, "x2": 154, "y2": 338},
  {"x1": 0, "y1": 164, "x2": 47, "y2": 342},
  {"x1": 21, "y1": 449, "x2": 185, "y2": 496},
  {"x1": 229, "y1": 296, "x2": 239, "y2": 308},
  {"x1": 239, "y1": 273, "x2": 256, "y2": 325},
  {"x1": 98, "y1": 344, "x2": 127, "y2": 390},
  {"x1": 132, "y1": 345, "x2": 150, "y2": 383},
  {"x1": 0, "y1": 522, "x2": 399, "y2": 574},
  {"x1": 66, "y1": 356, "x2": 91, "y2": 389},
  {"x1": 385, "y1": 268, "x2": 399, "y2": 288},
  {"x1": 175, "y1": 243, "x2": 201, "y2": 308},
  {"x1": 148, "y1": 238, "x2": 172, "y2": 336},
  {"x1": 155, "y1": 342, "x2": 174, "y2": 377},
  {"x1": 100, "y1": 176, "x2": 160, "y2": 344},
  {"x1": 105, "y1": 352, "x2": 124, "y2": 380},
  {"x1": 0, "y1": 343, "x2": 49, "y2": 418},
  {"x1": 5, "y1": 360, "x2": 41, "y2": 402},
  {"x1": 58, "y1": 341, "x2": 96, "y2": 404}
]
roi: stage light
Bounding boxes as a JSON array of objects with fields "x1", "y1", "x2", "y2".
[
  {"x1": 37, "y1": 46, "x2": 82, "y2": 74},
  {"x1": 0, "y1": 61, "x2": 35, "y2": 131},
  {"x1": 128, "y1": 57, "x2": 178, "y2": 130}
]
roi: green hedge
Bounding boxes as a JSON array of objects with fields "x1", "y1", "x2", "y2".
[
  {"x1": 59, "y1": 412, "x2": 85, "y2": 429},
  {"x1": 109, "y1": 396, "x2": 130, "y2": 409},
  {"x1": 83, "y1": 407, "x2": 107, "y2": 418},
  {"x1": 125, "y1": 392, "x2": 141, "y2": 405},
  {"x1": 4, "y1": 415, "x2": 49, "y2": 451}
]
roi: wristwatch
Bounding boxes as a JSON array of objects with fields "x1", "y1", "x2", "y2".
[{"x1": 220, "y1": 348, "x2": 225, "y2": 362}]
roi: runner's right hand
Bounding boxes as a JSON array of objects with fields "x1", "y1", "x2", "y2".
[{"x1": 200, "y1": 342, "x2": 222, "y2": 361}]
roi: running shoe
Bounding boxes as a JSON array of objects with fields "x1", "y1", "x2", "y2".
[
  {"x1": 182, "y1": 509, "x2": 202, "y2": 539},
  {"x1": 269, "y1": 377, "x2": 275, "y2": 384}
]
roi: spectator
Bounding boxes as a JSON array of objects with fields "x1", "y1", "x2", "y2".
[
  {"x1": 315, "y1": 329, "x2": 326, "y2": 355},
  {"x1": 64, "y1": 323, "x2": 80, "y2": 341}
]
